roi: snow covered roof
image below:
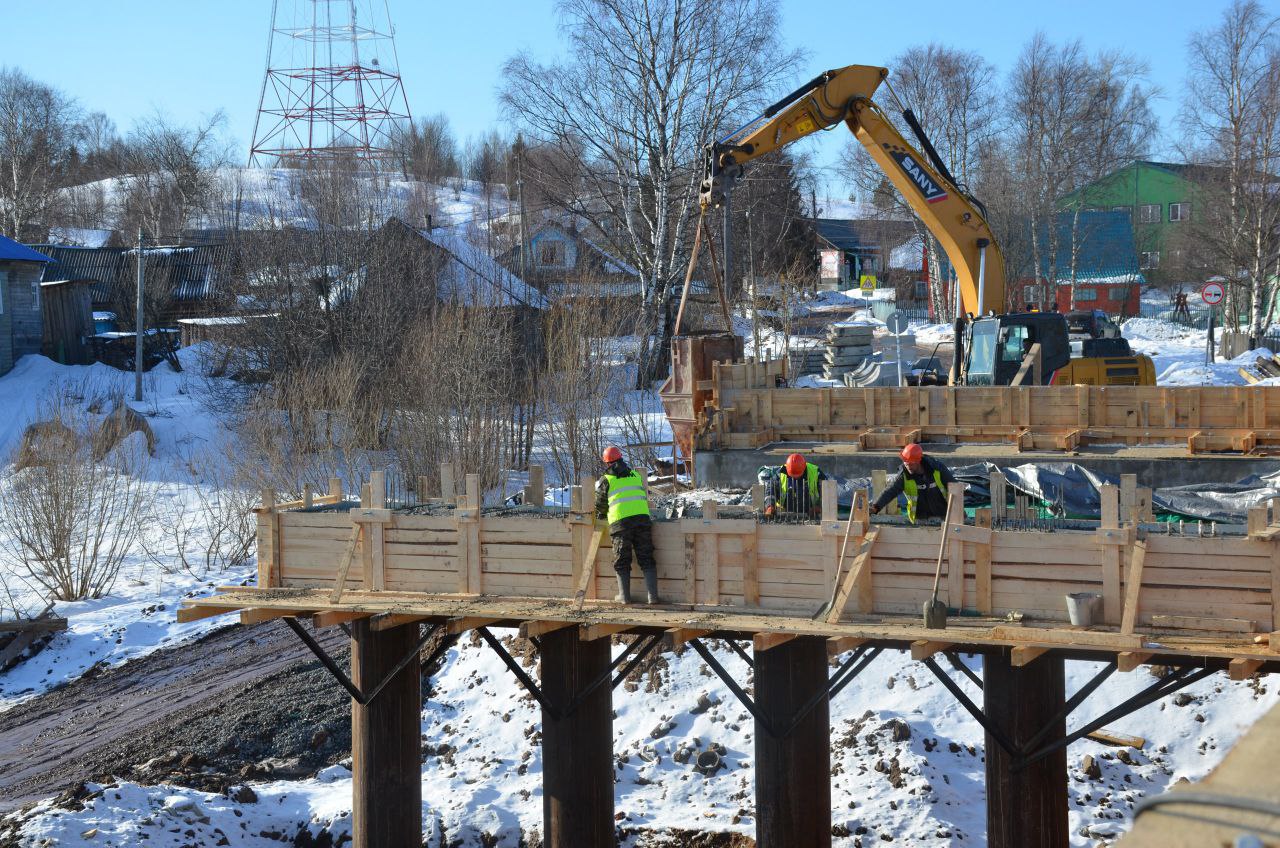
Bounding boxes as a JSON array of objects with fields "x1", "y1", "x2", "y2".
[
  {"x1": 0, "y1": 234, "x2": 50, "y2": 264},
  {"x1": 414, "y1": 226, "x2": 548, "y2": 310},
  {"x1": 46, "y1": 227, "x2": 114, "y2": 248}
]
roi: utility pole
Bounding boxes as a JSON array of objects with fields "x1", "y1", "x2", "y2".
[
  {"x1": 134, "y1": 228, "x2": 145, "y2": 402},
  {"x1": 722, "y1": 189, "x2": 733, "y2": 306}
]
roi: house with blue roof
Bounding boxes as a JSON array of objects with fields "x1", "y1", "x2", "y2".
[
  {"x1": 0, "y1": 234, "x2": 52, "y2": 376},
  {"x1": 1017, "y1": 210, "x2": 1145, "y2": 316}
]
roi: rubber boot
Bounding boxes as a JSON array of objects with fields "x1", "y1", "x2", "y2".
[
  {"x1": 613, "y1": 571, "x2": 633, "y2": 604},
  {"x1": 643, "y1": 569, "x2": 661, "y2": 605}
]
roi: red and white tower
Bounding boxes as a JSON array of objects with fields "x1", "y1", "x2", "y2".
[{"x1": 249, "y1": 0, "x2": 412, "y2": 167}]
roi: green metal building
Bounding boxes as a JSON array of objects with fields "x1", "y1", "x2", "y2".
[{"x1": 1057, "y1": 161, "x2": 1198, "y2": 285}]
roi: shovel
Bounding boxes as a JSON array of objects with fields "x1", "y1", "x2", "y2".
[{"x1": 923, "y1": 494, "x2": 956, "y2": 629}]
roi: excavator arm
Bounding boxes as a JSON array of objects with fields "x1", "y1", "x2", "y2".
[{"x1": 702, "y1": 64, "x2": 1005, "y2": 317}]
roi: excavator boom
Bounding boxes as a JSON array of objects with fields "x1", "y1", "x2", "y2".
[{"x1": 703, "y1": 64, "x2": 1006, "y2": 317}]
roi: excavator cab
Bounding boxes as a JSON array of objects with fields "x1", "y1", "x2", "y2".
[{"x1": 962, "y1": 313, "x2": 1071, "y2": 386}]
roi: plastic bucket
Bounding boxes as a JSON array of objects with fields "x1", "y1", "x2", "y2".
[{"x1": 1065, "y1": 592, "x2": 1103, "y2": 627}]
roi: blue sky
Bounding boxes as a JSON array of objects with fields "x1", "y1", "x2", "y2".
[{"x1": 2, "y1": 0, "x2": 1266, "y2": 196}]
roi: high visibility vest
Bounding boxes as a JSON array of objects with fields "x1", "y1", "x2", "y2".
[
  {"x1": 903, "y1": 468, "x2": 946, "y2": 524},
  {"x1": 778, "y1": 463, "x2": 820, "y2": 510},
  {"x1": 605, "y1": 470, "x2": 650, "y2": 524}
]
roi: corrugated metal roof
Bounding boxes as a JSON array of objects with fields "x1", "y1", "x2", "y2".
[
  {"x1": 0, "y1": 235, "x2": 51, "y2": 263},
  {"x1": 32, "y1": 244, "x2": 227, "y2": 303},
  {"x1": 412, "y1": 227, "x2": 548, "y2": 310}
]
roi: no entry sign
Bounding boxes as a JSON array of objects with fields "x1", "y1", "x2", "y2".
[{"x1": 1201, "y1": 281, "x2": 1225, "y2": 305}]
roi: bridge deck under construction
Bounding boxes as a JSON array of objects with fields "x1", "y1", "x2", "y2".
[{"x1": 178, "y1": 469, "x2": 1280, "y2": 672}]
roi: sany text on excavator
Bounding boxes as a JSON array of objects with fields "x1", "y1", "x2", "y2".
[{"x1": 700, "y1": 64, "x2": 1154, "y2": 387}]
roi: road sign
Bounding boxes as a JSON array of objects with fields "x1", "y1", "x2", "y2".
[
  {"x1": 1201, "y1": 281, "x2": 1225, "y2": 306},
  {"x1": 886, "y1": 311, "x2": 910, "y2": 334},
  {"x1": 860, "y1": 274, "x2": 877, "y2": 292}
]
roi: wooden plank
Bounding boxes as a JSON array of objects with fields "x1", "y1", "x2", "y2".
[
  {"x1": 742, "y1": 527, "x2": 760, "y2": 606},
  {"x1": 975, "y1": 534, "x2": 993, "y2": 616},
  {"x1": 1230, "y1": 657, "x2": 1264, "y2": 680},
  {"x1": 1086, "y1": 729, "x2": 1145, "y2": 748},
  {"x1": 827, "y1": 636, "x2": 868, "y2": 655},
  {"x1": 0, "y1": 630, "x2": 38, "y2": 668},
  {"x1": 177, "y1": 603, "x2": 241, "y2": 623},
  {"x1": 1120, "y1": 539, "x2": 1148, "y2": 635},
  {"x1": 329, "y1": 525, "x2": 363, "y2": 604},
  {"x1": 910, "y1": 640, "x2": 953, "y2": 661},
  {"x1": 369, "y1": 521, "x2": 386, "y2": 592},
  {"x1": 1011, "y1": 645, "x2": 1050, "y2": 666},
  {"x1": 827, "y1": 529, "x2": 879, "y2": 622},
  {"x1": 684, "y1": 534, "x2": 697, "y2": 606},
  {"x1": 1150, "y1": 615, "x2": 1257, "y2": 633},
  {"x1": 1273, "y1": 539, "x2": 1280, "y2": 633},
  {"x1": 440, "y1": 462, "x2": 456, "y2": 504},
  {"x1": 573, "y1": 527, "x2": 607, "y2": 610},
  {"x1": 989, "y1": 626, "x2": 1143, "y2": 650},
  {"x1": 665, "y1": 627, "x2": 713, "y2": 648},
  {"x1": 1116, "y1": 651, "x2": 1153, "y2": 672}
]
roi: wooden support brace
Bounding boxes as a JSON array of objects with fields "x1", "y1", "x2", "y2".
[
  {"x1": 910, "y1": 640, "x2": 953, "y2": 661},
  {"x1": 240, "y1": 608, "x2": 302, "y2": 625},
  {"x1": 827, "y1": 636, "x2": 867, "y2": 655},
  {"x1": 1011, "y1": 645, "x2": 1050, "y2": 667},
  {"x1": 312, "y1": 611, "x2": 371, "y2": 628},
  {"x1": 1230, "y1": 657, "x2": 1264, "y2": 681},
  {"x1": 176, "y1": 604, "x2": 239, "y2": 623},
  {"x1": 826, "y1": 528, "x2": 879, "y2": 622},
  {"x1": 1120, "y1": 539, "x2": 1148, "y2": 635},
  {"x1": 580, "y1": 623, "x2": 634, "y2": 641},
  {"x1": 446, "y1": 616, "x2": 503, "y2": 635},
  {"x1": 1117, "y1": 652, "x2": 1153, "y2": 672},
  {"x1": 574, "y1": 526, "x2": 607, "y2": 610},
  {"x1": 520, "y1": 620, "x2": 575, "y2": 639},
  {"x1": 753, "y1": 632, "x2": 798, "y2": 652},
  {"x1": 371, "y1": 613, "x2": 432, "y2": 632},
  {"x1": 330, "y1": 524, "x2": 363, "y2": 604},
  {"x1": 664, "y1": 628, "x2": 713, "y2": 649}
]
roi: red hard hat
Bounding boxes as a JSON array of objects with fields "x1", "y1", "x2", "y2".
[
  {"x1": 901, "y1": 444, "x2": 923, "y2": 463},
  {"x1": 602, "y1": 445, "x2": 623, "y2": 463},
  {"x1": 784, "y1": 453, "x2": 807, "y2": 478}
]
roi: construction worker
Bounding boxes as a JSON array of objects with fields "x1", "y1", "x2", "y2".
[
  {"x1": 871, "y1": 444, "x2": 957, "y2": 523},
  {"x1": 758, "y1": 452, "x2": 828, "y2": 518},
  {"x1": 594, "y1": 445, "x2": 660, "y2": 604}
]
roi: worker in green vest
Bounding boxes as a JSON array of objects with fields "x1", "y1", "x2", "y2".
[
  {"x1": 871, "y1": 444, "x2": 957, "y2": 523},
  {"x1": 594, "y1": 445, "x2": 660, "y2": 604},
  {"x1": 757, "y1": 453, "x2": 828, "y2": 518}
]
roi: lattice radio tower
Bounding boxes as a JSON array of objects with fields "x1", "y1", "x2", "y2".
[{"x1": 249, "y1": 0, "x2": 412, "y2": 168}]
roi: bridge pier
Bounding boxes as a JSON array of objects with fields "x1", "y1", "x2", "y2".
[
  {"x1": 984, "y1": 650, "x2": 1068, "y2": 848},
  {"x1": 755, "y1": 635, "x2": 831, "y2": 848},
  {"x1": 540, "y1": 627, "x2": 615, "y2": 848},
  {"x1": 350, "y1": 619, "x2": 423, "y2": 848}
]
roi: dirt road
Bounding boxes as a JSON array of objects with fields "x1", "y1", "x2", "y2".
[{"x1": 0, "y1": 619, "x2": 351, "y2": 813}]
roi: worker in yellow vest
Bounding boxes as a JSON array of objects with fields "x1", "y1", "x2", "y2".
[
  {"x1": 871, "y1": 444, "x2": 957, "y2": 523},
  {"x1": 594, "y1": 445, "x2": 660, "y2": 604},
  {"x1": 758, "y1": 453, "x2": 828, "y2": 518}
]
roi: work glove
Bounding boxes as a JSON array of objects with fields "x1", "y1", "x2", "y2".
[{"x1": 764, "y1": 505, "x2": 776, "y2": 518}]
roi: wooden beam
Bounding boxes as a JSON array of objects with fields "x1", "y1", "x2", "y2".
[
  {"x1": 664, "y1": 627, "x2": 712, "y2": 648},
  {"x1": 445, "y1": 616, "x2": 503, "y2": 635},
  {"x1": 580, "y1": 623, "x2": 634, "y2": 641},
  {"x1": 1011, "y1": 645, "x2": 1050, "y2": 667},
  {"x1": 753, "y1": 632, "x2": 798, "y2": 652},
  {"x1": 520, "y1": 620, "x2": 576, "y2": 639},
  {"x1": 574, "y1": 526, "x2": 606, "y2": 610},
  {"x1": 1120, "y1": 539, "x2": 1148, "y2": 635},
  {"x1": 827, "y1": 636, "x2": 868, "y2": 655},
  {"x1": 910, "y1": 640, "x2": 953, "y2": 661},
  {"x1": 176, "y1": 604, "x2": 239, "y2": 623},
  {"x1": 1117, "y1": 651, "x2": 1152, "y2": 672},
  {"x1": 240, "y1": 608, "x2": 303, "y2": 625},
  {"x1": 1230, "y1": 657, "x2": 1264, "y2": 681},
  {"x1": 990, "y1": 626, "x2": 1143, "y2": 650},
  {"x1": 1150, "y1": 615, "x2": 1256, "y2": 633},
  {"x1": 329, "y1": 524, "x2": 363, "y2": 604},
  {"x1": 312, "y1": 610, "x2": 371, "y2": 628},
  {"x1": 370, "y1": 613, "x2": 432, "y2": 632},
  {"x1": 825, "y1": 528, "x2": 879, "y2": 623}
]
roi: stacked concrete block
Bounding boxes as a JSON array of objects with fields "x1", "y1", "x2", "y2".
[{"x1": 822, "y1": 323, "x2": 875, "y2": 380}]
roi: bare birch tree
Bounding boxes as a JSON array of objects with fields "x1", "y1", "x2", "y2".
[
  {"x1": 1180, "y1": 0, "x2": 1280, "y2": 337},
  {"x1": 501, "y1": 0, "x2": 798, "y2": 386},
  {"x1": 0, "y1": 68, "x2": 79, "y2": 239}
]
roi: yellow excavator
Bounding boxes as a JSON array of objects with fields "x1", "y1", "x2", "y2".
[{"x1": 700, "y1": 64, "x2": 1154, "y2": 386}]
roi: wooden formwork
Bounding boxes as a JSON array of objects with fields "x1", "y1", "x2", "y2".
[
  {"x1": 204, "y1": 469, "x2": 1280, "y2": 668},
  {"x1": 697, "y1": 359, "x2": 1280, "y2": 454}
]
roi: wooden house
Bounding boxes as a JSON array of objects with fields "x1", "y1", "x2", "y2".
[{"x1": 0, "y1": 235, "x2": 52, "y2": 376}]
